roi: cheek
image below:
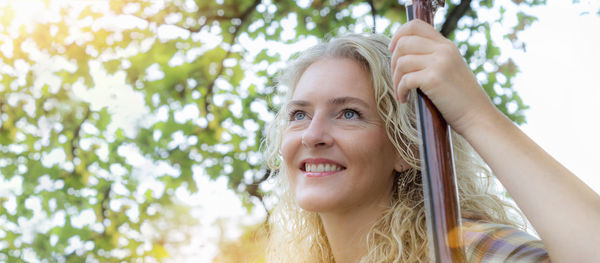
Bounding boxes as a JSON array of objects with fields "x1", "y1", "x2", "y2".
[
  {"x1": 280, "y1": 133, "x2": 299, "y2": 194},
  {"x1": 350, "y1": 130, "x2": 395, "y2": 169},
  {"x1": 280, "y1": 131, "x2": 300, "y2": 169},
  {"x1": 282, "y1": 129, "x2": 307, "y2": 180}
]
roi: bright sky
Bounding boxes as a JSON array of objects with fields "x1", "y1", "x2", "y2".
[{"x1": 510, "y1": 1, "x2": 600, "y2": 194}]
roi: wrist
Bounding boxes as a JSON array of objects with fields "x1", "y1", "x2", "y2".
[{"x1": 459, "y1": 106, "x2": 510, "y2": 143}]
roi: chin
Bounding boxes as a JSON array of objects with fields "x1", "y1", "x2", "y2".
[
  {"x1": 295, "y1": 193, "x2": 341, "y2": 213},
  {"x1": 297, "y1": 202, "x2": 332, "y2": 213}
]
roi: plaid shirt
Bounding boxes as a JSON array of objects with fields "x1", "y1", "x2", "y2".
[{"x1": 462, "y1": 220, "x2": 551, "y2": 262}]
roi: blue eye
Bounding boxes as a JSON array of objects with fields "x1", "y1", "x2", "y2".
[
  {"x1": 342, "y1": 109, "x2": 359, "y2": 119},
  {"x1": 291, "y1": 111, "x2": 307, "y2": 121}
]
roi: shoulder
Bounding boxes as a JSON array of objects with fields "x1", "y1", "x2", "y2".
[{"x1": 462, "y1": 220, "x2": 551, "y2": 263}]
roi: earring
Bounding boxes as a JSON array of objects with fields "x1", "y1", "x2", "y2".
[
  {"x1": 396, "y1": 168, "x2": 412, "y2": 192},
  {"x1": 397, "y1": 175, "x2": 405, "y2": 191},
  {"x1": 396, "y1": 169, "x2": 407, "y2": 192}
]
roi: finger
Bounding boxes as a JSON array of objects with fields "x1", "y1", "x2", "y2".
[
  {"x1": 389, "y1": 20, "x2": 445, "y2": 52},
  {"x1": 396, "y1": 70, "x2": 427, "y2": 103},
  {"x1": 391, "y1": 54, "x2": 428, "y2": 91},
  {"x1": 389, "y1": 20, "x2": 442, "y2": 50},
  {"x1": 390, "y1": 35, "x2": 437, "y2": 74}
]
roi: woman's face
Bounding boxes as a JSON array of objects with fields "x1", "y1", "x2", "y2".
[{"x1": 281, "y1": 58, "x2": 404, "y2": 214}]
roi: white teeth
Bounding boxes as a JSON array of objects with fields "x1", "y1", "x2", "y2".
[{"x1": 305, "y1": 163, "x2": 342, "y2": 172}]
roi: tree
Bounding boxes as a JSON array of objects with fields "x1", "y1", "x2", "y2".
[{"x1": 0, "y1": 0, "x2": 554, "y2": 261}]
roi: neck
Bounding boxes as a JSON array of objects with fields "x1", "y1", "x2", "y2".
[{"x1": 319, "y1": 192, "x2": 393, "y2": 263}]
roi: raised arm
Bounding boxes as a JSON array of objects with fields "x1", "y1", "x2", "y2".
[{"x1": 389, "y1": 20, "x2": 600, "y2": 262}]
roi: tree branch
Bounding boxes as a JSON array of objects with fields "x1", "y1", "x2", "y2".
[
  {"x1": 367, "y1": 0, "x2": 377, "y2": 32},
  {"x1": 99, "y1": 183, "x2": 112, "y2": 237},
  {"x1": 246, "y1": 169, "x2": 270, "y2": 198},
  {"x1": 71, "y1": 107, "x2": 91, "y2": 161},
  {"x1": 182, "y1": 15, "x2": 238, "y2": 33},
  {"x1": 131, "y1": 1, "x2": 260, "y2": 114},
  {"x1": 246, "y1": 169, "x2": 271, "y2": 217},
  {"x1": 440, "y1": 0, "x2": 471, "y2": 38},
  {"x1": 204, "y1": 0, "x2": 261, "y2": 114}
]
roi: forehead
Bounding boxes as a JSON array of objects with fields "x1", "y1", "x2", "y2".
[{"x1": 292, "y1": 58, "x2": 374, "y2": 103}]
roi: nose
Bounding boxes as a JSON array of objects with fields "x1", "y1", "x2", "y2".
[{"x1": 301, "y1": 114, "x2": 333, "y2": 149}]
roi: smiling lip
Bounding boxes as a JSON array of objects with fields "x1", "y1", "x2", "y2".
[{"x1": 300, "y1": 158, "x2": 346, "y2": 177}]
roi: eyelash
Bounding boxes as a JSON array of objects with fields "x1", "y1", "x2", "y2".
[
  {"x1": 288, "y1": 108, "x2": 362, "y2": 121},
  {"x1": 288, "y1": 109, "x2": 306, "y2": 121},
  {"x1": 339, "y1": 108, "x2": 361, "y2": 119}
]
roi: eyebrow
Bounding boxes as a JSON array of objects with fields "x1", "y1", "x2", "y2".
[{"x1": 288, "y1": 96, "x2": 370, "y2": 108}]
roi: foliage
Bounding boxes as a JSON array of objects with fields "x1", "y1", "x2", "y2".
[{"x1": 0, "y1": 0, "x2": 554, "y2": 261}]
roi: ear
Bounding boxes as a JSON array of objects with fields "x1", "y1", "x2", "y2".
[{"x1": 393, "y1": 155, "x2": 410, "y2": 173}]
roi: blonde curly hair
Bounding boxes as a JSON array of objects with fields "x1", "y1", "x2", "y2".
[{"x1": 263, "y1": 33, "x2": 522, "y2": 262}]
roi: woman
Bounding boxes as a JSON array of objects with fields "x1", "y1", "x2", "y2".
[{"x1": 263, "y1": 20, "x2": 600, "y2": 262}]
